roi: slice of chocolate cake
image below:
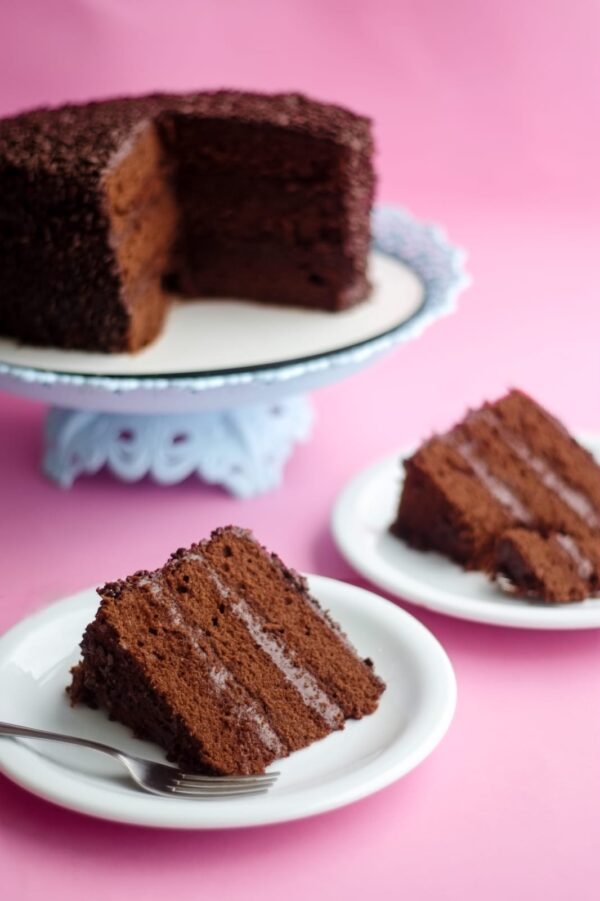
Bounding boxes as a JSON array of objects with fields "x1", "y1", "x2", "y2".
[
  {"x1": 68, "y1": 526, "x2": 385, "y2": 775},
  {"x1": 0, "y1": 91, "x2": 375, "y2": 352},
  {"x1": 391, "y1": 390, "x2": 600, "y2": 603}
]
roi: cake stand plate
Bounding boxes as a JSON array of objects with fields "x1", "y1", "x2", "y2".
[{"x1": 0, "y1": 206, "x2": 470, "y2": 495}]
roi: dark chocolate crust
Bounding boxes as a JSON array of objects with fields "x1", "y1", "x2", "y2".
[{"x1": 0, "y1": 91, "x2": 375, "y2": 352}]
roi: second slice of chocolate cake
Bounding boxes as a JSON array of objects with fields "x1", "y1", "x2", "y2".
[
  {"x1": 391, "y1": 390, "x2": 600, "y2": 603},
  {"x1": 69, "y1": 527, "x2": 385, "y2": 775}
]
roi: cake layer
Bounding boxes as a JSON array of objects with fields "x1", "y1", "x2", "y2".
[
  {"x1": 480, "y1": 392, "x2": 600, "y2": 514},
  {"x1": 113, "y1": 189, "x2": 178, "y2": 281},
  {"x1": 176, "y1": 237, "x2": 365, "y2": 309},
  {"x1": 150, "y1": 558, "x2": 342, "y2": 748},
  {"x1": 103, "y1": 120, "x2": 172, "y2": 217},
  {"x1": 199, "y1": 528, "x2": 384, "y2": 716},
  {"x1": 157, "y1": 113, "x2": 344, "y2": 177},
  {"x1": 391, "y1": 443, "x2": 503, "y2": 566},
  {"x1": 174, "y1": 173, "x2": 346, "y2": 245},
  {"x1": 69, "y1": 527, "x2": 384, "y2": 774}
]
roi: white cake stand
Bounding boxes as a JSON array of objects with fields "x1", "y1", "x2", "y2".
[{"x1": 0, "y1": 206, "x2": 470, "y2": 496}]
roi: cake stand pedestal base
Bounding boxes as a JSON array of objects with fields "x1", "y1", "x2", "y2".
[{"x1": 43, "y1": 396, "x2": 313, "y2": 498}]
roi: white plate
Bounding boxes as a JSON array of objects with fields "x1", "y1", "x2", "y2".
[
  {"x1": 0, "y1": 575, "x2": 456, "y2": 829},
  {"x1": 332, "y1": 435, "x2": 600, "y2": 630}
]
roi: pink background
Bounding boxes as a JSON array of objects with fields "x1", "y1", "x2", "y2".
[{"x1": 1, "y1": 2, "x2": 600, "y2": 899}]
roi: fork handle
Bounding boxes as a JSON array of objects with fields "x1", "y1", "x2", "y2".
[{"x1": 0, "y1": 721, "x2": 122, "y2": 760}]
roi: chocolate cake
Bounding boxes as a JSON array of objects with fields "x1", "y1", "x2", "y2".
[
  {"x1": 391, "y1": 390, "x2": 600, "y2": 603},
  {"x1": 68, "y1": 526, "x2": 385, "y2": 775},
  {"x1": 0, "y1": 91, "x2": 375, "y2": 352}
]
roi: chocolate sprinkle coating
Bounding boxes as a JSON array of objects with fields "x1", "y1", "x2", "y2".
[{"x1": 0, "y1": 90, "x2": 375, "y2": 352}]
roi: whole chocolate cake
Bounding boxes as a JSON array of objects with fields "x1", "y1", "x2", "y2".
[
  {"x1": 69, "y1": 526, "x2": 385, "y2": 775},
  {"x1": 391, "y1": 390, "x2": 600, "y2": 603},
  {"x1": 0, "y1": 91, "x2": 375, "y2": 352}
]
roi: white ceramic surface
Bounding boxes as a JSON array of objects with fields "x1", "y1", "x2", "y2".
[
  {"x1": 332, "y1": 436, "x2": 600, "y2": 630},
  {"x1": 0, "y1": 575, "x2": 456, "y2": 829}
]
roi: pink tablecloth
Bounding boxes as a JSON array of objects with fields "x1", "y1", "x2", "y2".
[{"x1": 1, "y1": 3, "x2": 600, "y2": 899}]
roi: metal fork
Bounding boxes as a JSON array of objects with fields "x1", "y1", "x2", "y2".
[{"x1": 0, "y1": 722, "x2": 278, "y2": 799}]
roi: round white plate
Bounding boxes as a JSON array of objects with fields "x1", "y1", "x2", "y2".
[
  {"x1": 0, "y1": 575, "x2": 455, "y2": 829},
  {"x1": 0, "y1": 206, "x2": 469, "y2": 413},
  {"x1": 332, "y1": 436, "x2": 600, "y2": 630}
]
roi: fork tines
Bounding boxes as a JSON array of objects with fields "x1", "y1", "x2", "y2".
[{"x1": 168, "y1": 771, "x2": 279, "y2": 797}]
